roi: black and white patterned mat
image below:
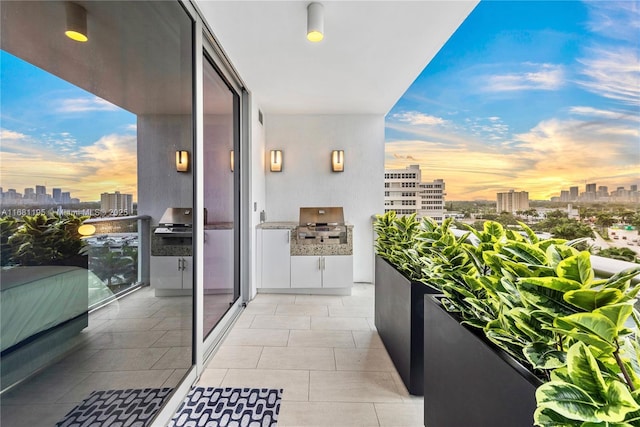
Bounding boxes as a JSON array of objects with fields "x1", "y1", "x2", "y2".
[
  {"x1": 169, "y1": 387, "x2": 283, "y2": 427},
  {"x1": 56, "y1": 387, "x2": 173, "y2": 427}
]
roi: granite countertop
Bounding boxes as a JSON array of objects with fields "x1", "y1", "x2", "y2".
[{"x1": 257, "y1": 222, "x2": 298, "y2": 229}]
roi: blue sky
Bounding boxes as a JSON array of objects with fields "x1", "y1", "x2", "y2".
[
  {"x1": 386, "y1": 0, "x2": 640, "y2": 200},
  {"x1": 1, "y1": 1, "x2": 638, "y2": 203},
  {"x1": 1, "y1": 51, "x2": 137, "y2": 201}
]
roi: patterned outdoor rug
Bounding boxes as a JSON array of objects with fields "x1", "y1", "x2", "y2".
[
  {"x1": 55, "y1": 387, "x2": 173, "y2": 427},
  {"x1": 169, "y1": 387, "x2": 283, "y2": 427}
]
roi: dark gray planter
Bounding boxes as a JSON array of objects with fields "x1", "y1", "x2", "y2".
[
  {"x1": 424, "y1": 296, "x2": 543, "y2": 427},
  {"x1": 374, "y1": 255, "x2": 439, "y2": 395}
]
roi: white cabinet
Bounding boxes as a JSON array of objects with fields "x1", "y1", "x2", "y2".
[
  {"x1": 291, "y1": 255, "x2": 353, "y2": 289},
  {"x1": 151, "y1": 256, "x2": 193, "y2": 290},
  {"x1": 259, "y1": 229, "x2": 291, "y2": 288}
]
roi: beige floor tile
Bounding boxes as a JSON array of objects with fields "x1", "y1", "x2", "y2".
[
  {"x1": 221, "y1": 369, "x2": 309, "y2": 401},
  {"x1": 72, "y1": 348, "x2": 171, "y2": 372},
  {"x1": 367, "y1": 317, "x2": 378, "y2": 331},
  {"x1": 375, "y1": 402, "x2": 424, "y2": 426},
  {"x1": 223, "y1": 329, "x2": 290, "y2": 346},
  {"x1": 0, "y1": 370, "x2": 92, "y2": 405},
  {"x1": 250, "y1": 315, "x2": 311, "y2": 330},
  {"x1": 243, "y1": 303, "x2": 278, "y2": 315},
  {"x1": 87, "y1": 330, "x2": 167, "y2": 349},
  {"x1": 252, "y1": 294, "x2": 297, "y2": 304},
  {"x1": 57, "y1": 370, "x2": 175, "y2": 403},
  {"x1": 309, "y1": 370, "x2": 402, "y2": 403},
  {"x1": 352, "y1": 331, "x2": 385, "y2": 349},
  {"x1": 311, "y1": 316, "x2": 371, "y2": 331},
  {"x1": 162, "y1": 369, "x2": 189, "y2": 388},
  {"x1": 101, "y1": 317, "x2": 164, "y2": 332},
  {"x1": 151, "y1": 347, "x2": 192, "y2": 370},
  {"x1": 278, "y1": 402, "x2": 379, "y2": 426},
  {"x1": 151, "y1": 330, "x2": 193, "y2": 347},
  {"x1": 258, "y1": 347, "x2": 335, "y2": 370},
  {"x1": 232, "y1": 313, "x2": 255, "y2": 328},
  {"x1": 208, "y1": 346, "x2": 263, "y2": 369},
  {"x1": 329, "y1": 305, "x2": 375, "y2": 317},
  {"x1": 198, "y1": 368, "x2": 228, "y2": 387},
  {"x1": 150, "y1": 316, "x2": 193, "y2": 331},
  {"x1": 342, "y1": 296, "x2": 375, "y2": 307},
  {"x1": 276, "y1": 304, "x2": 329, "y2": 316},
  {"x1": 288, "y1": 330, "x2": 356, "y2": 348},
  {"x1": 335, "y1": 348, "x2": 395, "y2": 371},
  {"x1": 1, "y1": 403, "x2": 78, "y2": 427},
  {"x1": 295, "y1": 295, "x2": 345, "y2": 306},
  {"x1": 390, "y1": 371, "x2": 423, "y2": 403}
]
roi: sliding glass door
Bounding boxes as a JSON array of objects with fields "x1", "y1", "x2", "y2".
[{"x1": 201, "y1": 55, "x2": 241, "y2": 339}]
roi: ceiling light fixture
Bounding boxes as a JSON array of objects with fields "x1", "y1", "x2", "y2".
[
  {"x1": 65, "y1": 2, "x2": 88, "y2": 42},
  {"x1": 307, "y1": 2, "x2": 324, "y2": 43}
]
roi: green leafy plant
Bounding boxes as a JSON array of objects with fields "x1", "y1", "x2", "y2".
[{"x1": 6, "y1": 213, "x2": 88, "y2": 266}]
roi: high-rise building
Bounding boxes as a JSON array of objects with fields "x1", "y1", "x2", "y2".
[
  {"x1": 384, "y1": 165, "x2": 445, "y2": 223},
  {"x1": 560, "y1": 190, "x2": 570, "y2": 202},
  {"x1": 585, "y1": 183, "x2": 596, "y2": 193},
  {"x1": 52, "y1": 188, "x2": 62, "y2": 203},
  {"x1": 61, "y1": 192, "x2": 72, "y2": 204},
  {"x1": 24, "y1": 188, "x2": 35, "y2": 200},
  {"x1": 496, "y1": 190, "x2": 529, "y2": 214},
  {"x1": 569, "y1": 186, "x2": 579, "y2": 201},
  {"x1": 631, "y1": 185, "x2": 638, "y2": 192},
  {"x1": 100, "y1": 191, "x2": 133, "y2": 215},
  {"x1": 35, "y1": 185, "x2": 46, "y2": 195}
]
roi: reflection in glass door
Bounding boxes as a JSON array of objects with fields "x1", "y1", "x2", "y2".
[{"x1": 202, "y1": 55, "x2": 240, "y2": 338}]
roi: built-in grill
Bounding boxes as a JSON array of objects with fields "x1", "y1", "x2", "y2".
[
  {"x1": 154, "y1": 207, "x2": 193, "y2": 238},
  {"x1": 296, "y1": 207, "x2": 347, "y2": 245}
]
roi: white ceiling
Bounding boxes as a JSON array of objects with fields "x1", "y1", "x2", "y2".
[{"x1": 196, "y1": 1, "x2": 479, "y2": 115}]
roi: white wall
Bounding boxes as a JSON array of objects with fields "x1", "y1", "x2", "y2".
[
  {"x1": 249, "y1": 96, "x2": 267, "y2": 297},
  {"x1": 264, "y1": 114, "x2": 384, "y2": 283}
]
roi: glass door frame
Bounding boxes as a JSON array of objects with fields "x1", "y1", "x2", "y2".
[{"x1": 154, "y1": 2, "x2": 250, "y2": 424}]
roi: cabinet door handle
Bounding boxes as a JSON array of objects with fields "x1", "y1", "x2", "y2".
[
  {"x1": 322, "y1": 257, "x2": 326, "y2": 270},
  {"x1": 318, "y1": 257, "x2": 321, "y2": 270},
  {"x1": 182, "y1": 258, "x2": 186, "y2": 270},
  {"x1": 177, "y1": 259, "x2": 182, "y2": 271},
  {"x1": 287, "y1": 232, "x2": 290, "y2": 243}
]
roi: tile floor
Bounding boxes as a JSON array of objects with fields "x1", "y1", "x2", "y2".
[
  {"x1": 198, "y1": 284, "x2": 424, "y2": 427},
  {"x1": 0, "y1": 287, "x2": 197, "y2": 427}
]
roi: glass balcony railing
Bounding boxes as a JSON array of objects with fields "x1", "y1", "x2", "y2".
[{"x1": 82, "y1": 215, "x2": 150, "y2": 309}]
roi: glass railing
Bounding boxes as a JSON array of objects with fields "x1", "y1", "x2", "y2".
[{"x1": 82, "y1": 215, "x2": 150, "y2": 309}]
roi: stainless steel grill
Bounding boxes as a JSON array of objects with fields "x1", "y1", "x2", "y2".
[
  {"x1": 154, "y1": 207, "x2": 193, "y2": 237},
  {"x1": 296, "y1": 207, "x2": 347, "y2": 245}
]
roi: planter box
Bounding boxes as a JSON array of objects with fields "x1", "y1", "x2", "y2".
[
  {"x1": 424, "y1": 296, "x2": 543, "y2": 427},
  {"x1": 374, "y1": 255, "x2": 439, "y2": 395}
]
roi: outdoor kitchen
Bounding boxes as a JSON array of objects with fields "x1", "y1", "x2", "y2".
[{"x1": 256, "y1": 207, "x2": 354, "y2": 293}]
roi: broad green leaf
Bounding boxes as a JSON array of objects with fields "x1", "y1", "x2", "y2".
[
  {"x1": 520, "y1": 276, "x2": 583, "y2": 293},
  {"x1": 556, "y1": 252, "x2": 594, "y2": 286},
  {"x1": 536, "y1": 381, "x2": 599, "y2": 422},
  {"x1": 600, "y1": 267, "x2": 640, "y2": 291},
  {"x1": 501, "y1": 241, "x2": 548, "y2": 265},
  {"x1": 594, "y1": 304, "x2": 634, "y2": 331},
  {"x1": 483, "y1": 221, "x2": 504, "y2": 240},
  {"x1": 518, "y1": 221, "x2": 540, "y2": 244},
  {"x1": 595, "y1": 380, "x2": 640, "y2": 423},
  {"x1": 581, "y1": 422, "x2": 634, "y2": 427},
  {"x1": 564, "y1": 289, "x2": 624, "y2": 311},
  {"x1": 524, "y1": 342, "x2": 567, "y2": 370},
  {"x1": 545, "y1": 244, "x2": 578, "y2": 268},
  {"x1": 533, "y1": 407, "x2": 576, "y2": 427},
  {"x1": 565, "y1": 342, "x2": 607, "y2": 402},
  {"x1": 555, "y1": 313, "x2": 617, "y2": 348}
]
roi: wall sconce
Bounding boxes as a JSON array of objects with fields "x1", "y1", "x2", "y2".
[
  {"x1": 307, "y1": 2, "x2": 324, "y2": 42},
  {"x1": 65, "y1": 2, "x2": 88, "y2": 42},
  {"x1": 176, "y1": 150, "x2": 189, "y2": 172},
  {"x1": 230, "y1": 150, "x2": 235, "y2": 172},
  {"x1": 270, "y1": 150, "x2": 283, "y2": 172},
  {"x1": 332, "y1": 150, "x2": 344, "y2": 172}
]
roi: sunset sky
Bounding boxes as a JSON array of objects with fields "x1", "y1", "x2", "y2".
[
  {"x1": 1, "y1": 1, "x2": 638, "y2": 203},
  {"x1": 0, "y1": 51, "x2": 137, "y2": 202},
  {"x1": 386, "y1": 0, "x2": 639, "y2": 200}
]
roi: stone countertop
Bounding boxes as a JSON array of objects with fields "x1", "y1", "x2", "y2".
[
  {"x1": 291, "y1": 227, "x2": 353, "y2": 256},
  {"x1": 257, "y1": 222, "x2": 298, "y2": 229}
]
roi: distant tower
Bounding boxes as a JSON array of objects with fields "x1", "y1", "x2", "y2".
[
  {"x1": 496, "y1": 190, "x2": 529, "y2": 214},
  {"x1": 569, "y1": 186, "x2": 579, "y2": 201}
]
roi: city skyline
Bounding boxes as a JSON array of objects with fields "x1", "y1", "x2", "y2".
[{"x1": 385, "y1": 1, "x2": 639, "y2": 200}]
